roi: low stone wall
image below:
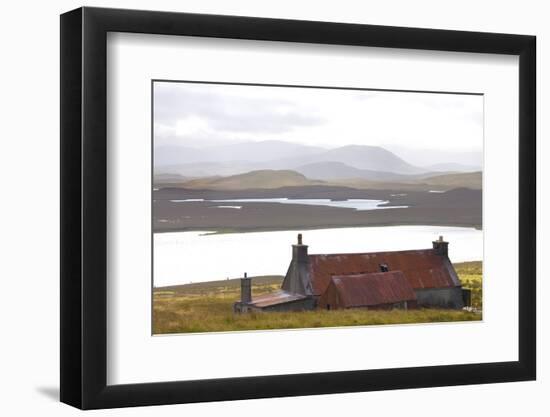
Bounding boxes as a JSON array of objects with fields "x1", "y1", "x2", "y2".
[
  {"x1": 254, "y1": 297, "x2": 316, "y2": 312},
  {"x1": 415, "y1": 287, "x2": 464, "y2": 309}
]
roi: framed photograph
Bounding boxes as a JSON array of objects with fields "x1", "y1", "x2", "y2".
[{"x1": 60, "y1": 7, "x2": 536, "y2": 409}]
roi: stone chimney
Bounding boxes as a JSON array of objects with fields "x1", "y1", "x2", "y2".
[
  {"x1": 432, "y1": 235, "x2": 449, "y2": 256},
  {"x1": 240, "y1": 272, "x2": 251, "y2": 304},
  {"x1": 292, "y1": 233, "x2": 309, "y2": 263},
  {"x1": 282, "y1": 233, "x2": 312, "y2": 296}
]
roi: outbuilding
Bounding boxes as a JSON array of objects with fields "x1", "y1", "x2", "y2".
[{"x1": 318, "y1": 271, "x2": 417, "y2": 310}]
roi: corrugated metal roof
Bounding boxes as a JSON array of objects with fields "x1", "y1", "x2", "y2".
[
  {"x1": 249, "y1": 290, "x2": 308, "y2": 308},
  {"x1": 309, "y1": 249, "x2": 458, "y2": 296},
  {"x1": 330, "y1": 271, "x2": 416, "y2": 307}
]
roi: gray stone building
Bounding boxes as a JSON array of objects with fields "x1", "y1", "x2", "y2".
[{"x1": 234, "y1": 234, "x2": 469, "y2": 313}]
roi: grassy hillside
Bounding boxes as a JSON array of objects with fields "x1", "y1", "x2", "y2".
[
  {"x1": 153, "y1": 261, "x2": 482, "y2": 334},
  {"x1": 179, "y1": 170, "x2": 322, "y2": 190},
  {"x1": 156, "y1": 275, "x2": 283, "y2": 296},
  {"x1": 331, "y1": 171, "x2": 481, "y2": 191},
  {"x1": 420, "y1": 171, "x2": 481, "y2": 190},
  {"x1": 157, "y1": 169, "x2": 481, "y2": 192}
]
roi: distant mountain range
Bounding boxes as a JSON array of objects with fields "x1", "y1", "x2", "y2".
[
  {"x1": 158, "y1": 169, "x2": 482, "y2": 191},
  {"x1": 154, "y1": 140, "x2": 324, "y2": 166},
  {"x1": 425, "y1": 162, "x2": 482, "y2": 172},
  {"x1": 294, "y1": 162, "x2": 418, "y2": 182},
  {"x1": 313, "y1": 145, "x2": 423, "y2": 174},
  {"x1": 154, "y1": 140, "x2": 481, "y2": 182}
]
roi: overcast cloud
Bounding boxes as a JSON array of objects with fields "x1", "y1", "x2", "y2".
[{"x1": 153, "y1": 81, "x2": 483, "y2": 156}]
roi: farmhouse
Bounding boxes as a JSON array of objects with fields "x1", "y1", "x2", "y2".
[{"x1": 234, "y1": 234, "x2": 469, "y2": 313}]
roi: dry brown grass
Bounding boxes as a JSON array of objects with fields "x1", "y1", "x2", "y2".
[{"x1": 153, "y1": 262, "x2": 482, "y2": 334}]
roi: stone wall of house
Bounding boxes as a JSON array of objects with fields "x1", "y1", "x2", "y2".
[
  {"x1": 414, "y1": 287, "x2": 464, "y2": 309},
  {"x1": 251, "y1": 297, "x2": 316, "y2": 312}
]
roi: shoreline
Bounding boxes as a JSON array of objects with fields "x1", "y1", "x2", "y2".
[
  {"x1": 153, "y1": 222, "x2": 483, "y2": 235},
  {"x1": 153, "y1": 186, "x2": 481, "y2": 234}
]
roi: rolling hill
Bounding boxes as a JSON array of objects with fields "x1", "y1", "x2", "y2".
[
  {"x1": 295, "y1": 161, "x2": 417, "y2": 181},
  {"x1": 420, "y1": 171, "x2": 482, "y2": 189},
  {"x1": 330, "y1": 171, "x2": 481, "y2": 191},
  {"x1": 317, "y1": 145, "x2": 425, "y2": 174},
  {"x1": 168, "y1": 169, "x2": 482, "y2": 191},
  {"x1": 425, "y1": 162, "x2": 481, "y2": 172},
  {"x1": 178, "y1": 170, "x2": 322, "y2": 190}
]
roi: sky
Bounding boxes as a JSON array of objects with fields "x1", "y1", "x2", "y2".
[{"x1": 153, "y1": 81, "x2": 483, "y2": 165}]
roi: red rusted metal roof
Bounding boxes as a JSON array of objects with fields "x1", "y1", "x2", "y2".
[
  {"x1": 309, "y1": 249, "x2": 458, "y2": 296},
  {"x1": 249, "y1": 290, "x2": 307, "y2": 308},
  {"x1": 329, "y1": 271, "x2": 416, "y2": 307}
]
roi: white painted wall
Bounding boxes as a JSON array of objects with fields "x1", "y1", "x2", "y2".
[{"x1": 0, "y1": 0, "x2": 546, "y2": 415}]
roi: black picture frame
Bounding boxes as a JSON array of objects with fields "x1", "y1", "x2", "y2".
[{"x1": 60, "y1": 6, "x2": 536, "y2": 410}]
